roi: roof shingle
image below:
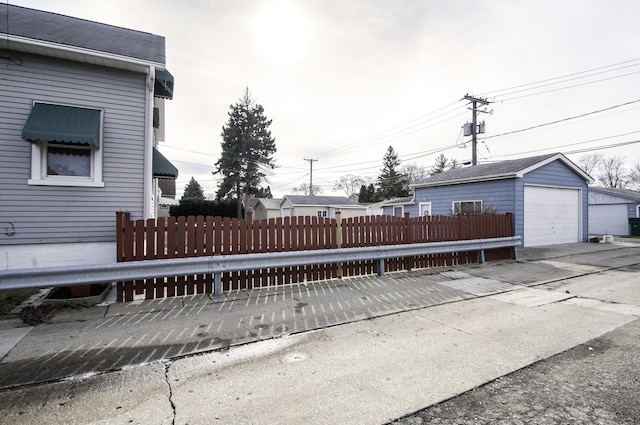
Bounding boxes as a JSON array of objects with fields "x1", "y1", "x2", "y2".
[
  {"x1": 1, "y1": 4, "x2": 166, "y2": 64},
  {"x1": 413, "y1": 153, "x2": 590, "y2": 187}
]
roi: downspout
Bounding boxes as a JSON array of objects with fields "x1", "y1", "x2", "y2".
[{"x1": 143, "y1": 66, "x2": 155, "y2": 219}]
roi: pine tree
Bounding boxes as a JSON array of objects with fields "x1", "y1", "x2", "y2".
[
  {"x1": 430, "y1": 154, "x2": 460, "y2": 176},
  {"x1": 367, "y1": 184, "x2": 380, "y2": 202},
  {"x1": 215, "y1": 88, "x2": 277, "y2": 218},
  {"x1": 430, "y1": 154, "x2": 449, "y2": 175},
  {"x1": 182, "y1": 177, "x2": 205, "y2": 200},
  {"x1": 254, "y1": 186, "x2": 273, "y2": 199},
  {"x1": 377, "y1": 146, "x2": 410, "y2": 200},
  {"x1": 357, "y1": 184, "x2": 368, "y2": 203}
]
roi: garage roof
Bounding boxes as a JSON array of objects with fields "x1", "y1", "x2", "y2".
[
  {"x1": 589, "y1": 187, "x2": 640, "y2": 202},
  {"x1": 413, "y1": 153, "x2": 593, "y2": 188},
  {"x1": 279, "y1": 195, "x2": 362, "y2": 208}
]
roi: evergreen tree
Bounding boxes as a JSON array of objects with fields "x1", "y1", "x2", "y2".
[
  {"x1": 368, "y1": 184, "x2": 380, "y2": 202},
  {"x1": 358, "y1": 183, "x2": 381, "y2": 203},
  {"x1": 430, "y1": 154, "x2": 461, "y2": 176},
  {"x1": 215, "y1": 88, "x2": 277, "y2": 218},
  {"x1": 377, "y1": 146, "x2": 410, "y2": 200},
  {"x1": 357, "y1": 184, "x2": 368, "y2": 203},
  {"x1": 430, "y1": 154, "x2": 449, "y2": 175},
  {"x1": 254, "y1": 186, "x2": 273, "y2": 198},
  {"x1": 182, "y1": 177, "x2": 205, "y2": 200}
]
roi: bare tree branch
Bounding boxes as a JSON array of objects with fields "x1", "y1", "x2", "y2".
[{"x1": 597, "y1": 155, "x2": 627, "y2": 188}]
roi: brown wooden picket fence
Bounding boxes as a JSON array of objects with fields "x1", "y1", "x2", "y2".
[{"x1": 115, "y1": 211, "x2": 514, "y2": 302}]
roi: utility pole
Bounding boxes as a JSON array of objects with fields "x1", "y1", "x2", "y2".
[
  {"x1": 304, "y1": 158, "x2": 318, "y2": 195},
  {"x1": 463, "y1": 94, "x2": 490, "y2": 166}
]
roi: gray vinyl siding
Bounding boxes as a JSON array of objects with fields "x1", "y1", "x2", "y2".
[
  {"x1": 589, "y1": 191, "x2": 640, "y2": 219},
  {"x1": 522, "y1": 161, "x2": 589, "y2": 242},
  {"x1": 405, "y1": 179, "x2": 517, "y2": 218},
  {"x1": 0, "y1": 52, "x2": 147, "y2": 245},
  {"x1": 589, "y1": 190, "x2": 640, "y2": 218},
  {"x1": 588, "y1": 191, "x2": 631, "y2": 205}
]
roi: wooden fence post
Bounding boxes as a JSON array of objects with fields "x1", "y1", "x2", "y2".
[
  {"x1": 404, "y1": 212, "x2": 412, "y2": 271},
  {"x1": 116, "y1": 211, "x2": 123, "y2": 263},
  {"x1": 335, "y1": 211, "x2": 343, "y2": 278},
  {"x1": 506, "y1": 212, "x2": 514, "y2": 236}
]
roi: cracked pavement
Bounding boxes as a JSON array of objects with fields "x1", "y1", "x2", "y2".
[{"x1": 0, "y1": 240, "x2": 638, "y2": 424}]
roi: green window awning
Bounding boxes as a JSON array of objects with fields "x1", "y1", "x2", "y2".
[
  {"x1": 22, "y1": 103, "x2": 101, "y2": 147},
  {"x1": 153, "y1": 147, "x2": 178, "y2": 178},
  {"x1": 154, "y1": 69, "x2": 174, "y2": 100}
]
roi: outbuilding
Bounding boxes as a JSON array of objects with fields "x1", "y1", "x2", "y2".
[
  {"x1": 382, "y1": 153, "x2": 593, "y2": 247},
  {"x1": 588, "y1": 187, "x2": 640, "y2": 236},
  {"x1": 250, "y1": 198, "x2": 282, "y2": 220}
]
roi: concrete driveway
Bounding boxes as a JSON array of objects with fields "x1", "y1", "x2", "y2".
[{"x1": 0, "y1": 239, "x2": 638, "y2": 424}]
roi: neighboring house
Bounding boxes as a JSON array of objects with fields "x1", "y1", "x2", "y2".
[
  {"x1": 382, "y1": 153, "x2": 593, "y2": 247},
  {"x1": 378, "y1": 196, "x2": 415, "y2": 217},
  {"x1": 588, "y1": 187, "x2": 640, "y2": 236},
  {"x1": 0, "y1": 4, "x2": 178, "y2": 269},
  {"x1": 250, "y1": 198, "x2": 282, "y2": 220},
  {"x1": 357, "y1": 199, "x2": 388, "y2": 216},
  {"x1": 279, "y1": 195, "x2": 368, "y2": 219}
]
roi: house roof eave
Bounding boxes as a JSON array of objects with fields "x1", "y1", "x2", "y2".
[
  {"x1": 589, "y1": 186, "x2": 640, "y2": 202},
  {"x1": 5, "y1": 34, "x2": 165, "y2": 73},
  {"x1": 413, "y1": 174, "x2": 515, "y2": 189}
]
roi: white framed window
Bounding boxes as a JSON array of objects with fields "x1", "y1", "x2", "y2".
[
  {"x1": 317, "y1": 210, "x2": 328, "y2": 218},
  {"x1": 452, "y1": 200, "x2": 482, "y2": 215},
  {"x1": 637, "y1": 205, "x2": 640, "y2": 218},
  {"x1": 393, "y1": 206, "x2": 404, "y2": 217},
  {"x1": 419, "y1": 202, "x2": 432, "y2": 216},
  {"x1": 29, "y1": 141, "x2": 104, "y2": 187},
  {"x1": 25, "y1": 102, "x2": 104, "y2": 187}
]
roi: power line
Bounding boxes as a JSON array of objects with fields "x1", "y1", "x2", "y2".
[
  {"x1": 565, "y1": 139, "x2": 640, "y2": 155},
  {"x1": 488, "y1": 132, "x2": 640, "y2": 159},
  {"x1": 483, "y1": 99, "x2": 640, "y2": 140},
  {"x1": 274, "y1": 59, "x2": 640, "y2": 170},
  {"x1": 498, "y1": 70, "x2": 640, "y2": 102},
  {"x1": 314, "y1": 102, "x2": 467, "y2": 160},
  {"x1": 479, "y1": 57, "x2": 640, "y2": 97}
]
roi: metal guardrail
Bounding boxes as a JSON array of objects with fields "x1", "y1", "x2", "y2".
[{"x1": 0, "y1": 236, "x2": 520, "y2": 295}]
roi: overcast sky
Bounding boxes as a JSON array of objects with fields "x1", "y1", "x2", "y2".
[{"x1": 10, "y1": 0, "x2": 640, "y2": 198}]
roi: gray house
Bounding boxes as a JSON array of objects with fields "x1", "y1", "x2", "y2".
[
  {"x1": 588, "y1": 187, "x2": 640, "y2": 236},
  {"x1": 382, "y1": 153, "x2": 593, "y2": 247},
  {"x1": 250, "y1": 198, "x2": 282, "y2": 220},
  {"x1": 279, "y1": 195, "x2": 368, "y2": 219},
  {"x1": 0, "y1": 4, "x2": 177, "y2": 269}
]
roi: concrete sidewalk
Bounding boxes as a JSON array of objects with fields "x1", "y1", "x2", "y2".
[{"x1": 0, "y1": 240, "x2": 638, "y2": 424}]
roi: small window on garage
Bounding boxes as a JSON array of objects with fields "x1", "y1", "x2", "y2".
[
  {"x1": 452, "y1": 200, "x2": 482, "y2": 215},
  {"x1": 317, "y1": 210, "x2": 328, "y2": 218},
  {"x1": 393, "y1": 206, "x2": 404, "y2": 217}
]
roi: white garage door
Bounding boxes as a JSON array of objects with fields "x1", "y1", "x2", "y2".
[
  {"x1": 524, "y1": 186, "x2": 581, "y2": 247},
  {"x1": 589, "y1": 204, "x2": 629, "y2": 236}
]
